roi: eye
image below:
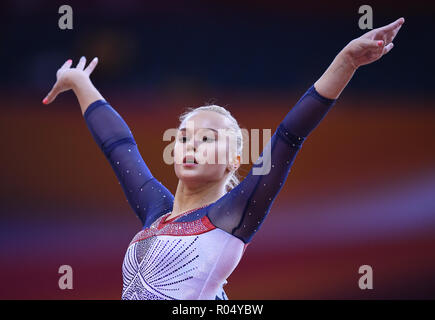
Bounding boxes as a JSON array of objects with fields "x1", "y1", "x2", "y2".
[
  {"x1": 178, "y1": 136, "x2": 187, "y2": 143},
  {"x1": 202, "y1": 135, "x2": 214, "y2": 142}
]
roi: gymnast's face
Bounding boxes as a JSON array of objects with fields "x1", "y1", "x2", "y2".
[{"x1": 174, "y1": 110, "x2": 236, "y2": 188}]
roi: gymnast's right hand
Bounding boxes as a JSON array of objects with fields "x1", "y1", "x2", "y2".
[{"x1": 42, "y1": 56, "x2": 98, "y2": 105}]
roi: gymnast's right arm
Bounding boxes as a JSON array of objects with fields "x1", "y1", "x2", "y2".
[{"x1": 43, "y1": 57, "x2": 174, "y2": 227}]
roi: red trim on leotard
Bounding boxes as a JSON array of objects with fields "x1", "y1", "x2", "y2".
[
  {"x1": 129, "y1": 210, "x2": 217, "y2": 246},
  {"x1": 159, "y1": 204, "x2": 210, "y2": 227}
]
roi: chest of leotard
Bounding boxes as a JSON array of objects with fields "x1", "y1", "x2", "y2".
[{"x1": 121, "y1": 212, "x2": 245, "y2": 300}]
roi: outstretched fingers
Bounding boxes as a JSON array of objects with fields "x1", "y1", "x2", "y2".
[
  {"x1": 60, "y1": 59, "x2": 73, "y2": 70},
  {"x1": 84, "y1": 57, "x2": 98, "y2": 75},
  {"x1": 76, "y1": 56, "x2": 86, "y2": 70},
  {"x1": 382, "y1": 42, "x2": 394, "y2": 55},
  {"x1": 43, "y1": 59, "x2": 71, "y2": 104},
  {"x1": 379, "y1": 17, "x2": 405, "y2": 33},
  {"x1": 42, "y1": 84, "x2": 60, "y2": 105},
  {"x1": 379, "y1": 17, "x2": 405, "y2": 43},
  {"x1": 42, "y1": 56, "x2": 100, "y2": 104}
]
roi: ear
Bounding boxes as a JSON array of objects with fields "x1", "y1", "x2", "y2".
[
  {"x1": 226, "y1": 155, "x2": 240, "y2": 172},
  {"x1": 233, "y1": 155, "x2": 241, "y2": 170}
]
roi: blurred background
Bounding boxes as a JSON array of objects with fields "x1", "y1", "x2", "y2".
[{"x1": 1, "y1": 0, "x2": 435, "y2": 299}]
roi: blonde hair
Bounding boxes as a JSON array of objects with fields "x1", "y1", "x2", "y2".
[{"x1": 178, "y1": 103, "x2": 243, "y2": 192}]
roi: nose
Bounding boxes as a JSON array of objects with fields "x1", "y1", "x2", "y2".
[{"x1": 185, "y1": 135, "x2": 197, "y2": 153}]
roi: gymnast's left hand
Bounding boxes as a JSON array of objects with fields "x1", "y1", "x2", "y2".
[{"x1": 340, "y1": 17, "x2": 405, "y2": 69}]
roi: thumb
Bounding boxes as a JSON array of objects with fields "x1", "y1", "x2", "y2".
[{"x1": 42, "y1": 84, "x2": 60, "y2": 105}]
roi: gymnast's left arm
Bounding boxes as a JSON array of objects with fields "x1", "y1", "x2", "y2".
[{"x1": 207, "y1": 17, "x2": 405, "y2": 244}]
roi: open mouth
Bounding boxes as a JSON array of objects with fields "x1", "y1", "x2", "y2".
[{"x1": 183, "y1": 155, "x2": 198, "y2": 164}]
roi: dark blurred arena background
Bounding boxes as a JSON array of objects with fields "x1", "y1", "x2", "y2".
[{"x1": 1, "y1": 0, "x2": 435, "y2": 299}]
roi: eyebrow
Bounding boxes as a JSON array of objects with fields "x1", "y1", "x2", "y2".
[{"x1": 179, "y1": 127, "x2": 218, "y2": 133}]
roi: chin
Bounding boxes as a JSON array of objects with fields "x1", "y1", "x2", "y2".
[
  {"x1": 175, "y1": 165, "x2": 224, "y2": 186},
  {"x1": 175, "y1": 164, "x2": 202, "y2": 179}
]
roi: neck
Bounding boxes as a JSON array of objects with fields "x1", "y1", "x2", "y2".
[{"x1": 171, "y1": 179, "x2": 227, "y2": 218}]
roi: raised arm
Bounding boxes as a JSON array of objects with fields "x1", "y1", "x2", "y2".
[
  {"x1": 207, "y1": 17, "x2": 405, "y2": 243},
  {"x1": 43, "y1": 57, "x2": 174, "y2": 227}
]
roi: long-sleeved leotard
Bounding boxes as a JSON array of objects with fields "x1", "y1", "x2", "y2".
[{"x1": 84, "y1": 84, "x2": 336, "y2": 300}]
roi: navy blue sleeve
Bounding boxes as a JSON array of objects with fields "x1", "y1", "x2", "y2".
[
  {"x1": 207, "y1": 84, "x2": 337, "y2": 243},
  {"x1": 84, "y1": 100, "x2": 174, "y2": 228}
]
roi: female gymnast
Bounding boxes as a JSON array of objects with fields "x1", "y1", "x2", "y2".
[{"x1": 43, "y1": 18, "x2": 404, "y2": 300}]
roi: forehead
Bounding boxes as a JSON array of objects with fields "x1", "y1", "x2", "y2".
[{"x1": 179, "y1": 110, "x2": 231, "y2": 131}]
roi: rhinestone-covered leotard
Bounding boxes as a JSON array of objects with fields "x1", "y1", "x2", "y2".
[{"x1": 84, "y1": 84, "x2": 336, "y2": 299}]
